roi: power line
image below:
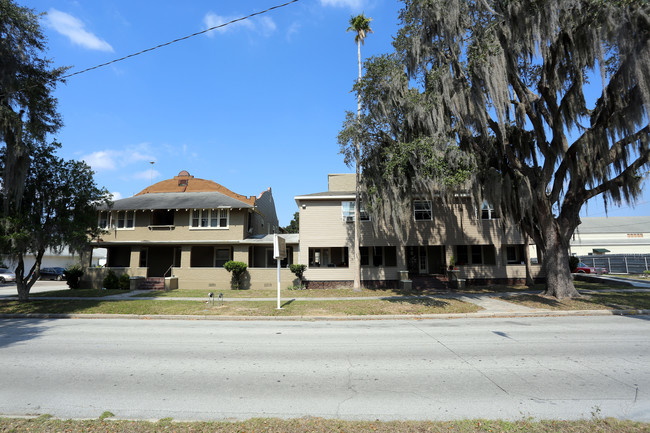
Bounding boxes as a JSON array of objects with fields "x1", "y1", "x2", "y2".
[{"x1": 62, "y1": 0, "x2": 300, "y2": 80}]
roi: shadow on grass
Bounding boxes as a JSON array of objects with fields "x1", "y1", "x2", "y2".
[
  {"x1": 507, "y1": 294, "x2": 565, "y2": 308},
  {"x1": 31, "y1": 289, "x2": 127, "y2": 298},
  {"x1": 281, "y1": 298, "x2": 296, "y2": 308},
  {"x1": 384, "y1": 296, "x2": 450, "y2": 308},
  {"x1": 0, "y1": 299, "x2": 103, "y2": 316}
]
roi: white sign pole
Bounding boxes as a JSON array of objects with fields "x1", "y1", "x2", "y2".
[
  {"x1": 277, "y1": 257, "x2": 282, "y2": 309},
  {"x1": 273, "y1": 234, "x2": 286, "y2": 310}
]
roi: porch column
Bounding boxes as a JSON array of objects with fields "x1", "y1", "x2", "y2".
[
  {"x1": 233, "y1": 245, "x2": 249, "y2": 264},
  {"x1": 181, "y1": 245, "x2": 192, "y2": 268},
  {"x1": 129, "y1": 246, "x2": 140, "y2": 270}
]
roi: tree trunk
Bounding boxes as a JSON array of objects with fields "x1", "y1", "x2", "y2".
[
  {"x1": 15, "y1": 257, "x2": 30, "y2": 302},
  {"x1": 523, "y1": 235, "x2": 534, "y2": 287},
  {"x1": 352, "y1": 39, "x2": 363, "y2": 292},
  {"x1": 540, "y1": 221, "x2": 580, "y2": 299}
]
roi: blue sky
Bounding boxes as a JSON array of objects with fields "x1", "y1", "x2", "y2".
[{"x1": 21, "y1": 0, "x2": 650, "y2": 226}]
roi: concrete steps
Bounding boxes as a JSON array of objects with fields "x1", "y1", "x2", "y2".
[{"x1": 138, "y1": 277, "x2": 165, "y2": 291}]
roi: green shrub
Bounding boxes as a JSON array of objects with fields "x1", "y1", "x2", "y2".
[
  {"x1": 102, "y1": 270, "x2": 119, "y2": 290},
  {"x1": 63, "y1": 265, "x2": 84, "y2": 289},
  {"x1": 223, "y1": 261, "x2": 247, "y2": 289},
  {"x1": 118, "y1": 273, "x2": 130, "y2": 290},
  {"x1": 289, "y1": 264, "x2": 307, "y2": 287},
  {"x1": 644, "y1": 270, "x2": 650, "y2": 275},
  {"x1": 568, "y1": 256, "x2": 580, "y2": 272}
]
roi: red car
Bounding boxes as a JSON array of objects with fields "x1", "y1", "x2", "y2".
[{"x1": 573, "y1": 262, "x2": 608, "y2": 274}]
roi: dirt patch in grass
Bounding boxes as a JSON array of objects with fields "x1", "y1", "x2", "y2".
[
  {"x1": 0, "y1": 297, "x2": 479, "y2": 316},
  {"x1": 500, "y1": 291, "x2": 650, "y2": 311},
  {"x1": 0, "y1": 416, "x2": 647, "y2": 433}
]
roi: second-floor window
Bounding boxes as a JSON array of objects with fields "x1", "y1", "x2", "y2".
[
  {"x1": 190, "y1": 209, "x2": 229, "y2": 229},
  {"x1": 414, "y1": 200, "x2": 432, "y2": 221},
  {"x1": 341, "y1": 201, "x2": 369, "y2": 222},
  {"x1": 98, "y1": 211, "x2": 109, "y2": 229},
  {"x1": 480, "y1": 201, "x2": 499, "y2": 220},
  {"x1": 115, "y1": 211, "x2": 134, "y2": 229}
]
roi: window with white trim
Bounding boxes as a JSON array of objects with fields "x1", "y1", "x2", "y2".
[
  {"x1": 115, "y1": 211, "x2": 134, "y2": 229},
  {"x1": 98, "y1": 211, "x2": 109, "y2": 229},
  {"x1": 190, "y1": 209, "x2": 229, "y2": 229},
  {"x1": 414, "y1": 200, "x2": 432, "y2": 221},
  {"x1": 480, "y1": 201, "x2": 499, "y2": 220},
  {"x1": 341, "y1": 201, "x2": 369, "y2": 222}
]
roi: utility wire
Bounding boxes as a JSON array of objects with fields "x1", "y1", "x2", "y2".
[{"x1": 62, "y1": 0, "x2": 300, "y2": 80}]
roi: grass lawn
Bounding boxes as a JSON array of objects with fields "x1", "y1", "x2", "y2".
[
  {"x1": 605, "y1": 273, "x2": 650, "y2": 280},
  {"x1": 131, "y1": 285, "x2": 538, "y2": 299},
  {"x1": 129, "y1": 279, "x2": 636, "y2": 299},
  {"x1": 132, "y1": 287, "x2": 407, "y2": 299},
  {"x1": 0, "y1": 297, "x2": 479, "y2": 316},
  {"x1": 500, "y1": 291, "x2": 650, "y2": 311},
  {"x1": 0, "y1": 416, "x2": 647, "y2": 433},
  {"x1": 31, "y1": 289, "x2": 128, "y2": 298}
]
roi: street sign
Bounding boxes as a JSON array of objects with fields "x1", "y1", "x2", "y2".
[{"x1": 273, "y1": 234, "x2": 286, "y2": 260}]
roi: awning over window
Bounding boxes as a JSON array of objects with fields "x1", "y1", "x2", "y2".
[{"x1": 592, "y1": 248, "x2": 610, "y2": 254}]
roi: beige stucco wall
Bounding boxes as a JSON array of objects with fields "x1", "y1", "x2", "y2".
[
  {"x1": 100, "y1": 209, "x2": 249, "y2": 243},
  {"x1": 82, "y1": 266, "x2": 298, "y2": 290},
  {"x1": 298, "y1": 197, "x2": 534, "y2": 281},
  {"x1": 328, "y1": 173, "x2": 355, "y2": 191}
]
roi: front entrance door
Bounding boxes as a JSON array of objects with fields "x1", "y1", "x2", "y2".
[{"x1": 418, "y1": 246, "x2": 428, "y2": 274}]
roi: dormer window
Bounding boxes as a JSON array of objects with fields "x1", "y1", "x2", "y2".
[{"x1": 178, "y1": 179, "x2": 188, "y2": 187}]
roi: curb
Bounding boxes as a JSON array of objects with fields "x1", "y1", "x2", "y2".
[{"x1": 0, "y1": 309, "x2": 648, "y2": 321}]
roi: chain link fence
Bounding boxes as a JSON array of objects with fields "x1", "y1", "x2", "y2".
[{"x1": 577, "y1": 254, "x2": 650, "y2": 274}]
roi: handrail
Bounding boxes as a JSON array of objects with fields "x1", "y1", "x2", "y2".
[{"x1": 164, "y1": 265, "x2": 174, "y2": 278}]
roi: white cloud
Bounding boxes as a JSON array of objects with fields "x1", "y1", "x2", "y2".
[
  {"x1": 45, "y1": 9, "x2": 114, "y2": 52},
  {"x1": 286, "y1": 22, "x2": 301, "y2": 40},
  {"x1": 109, "y1": 191, "x2": 123, "y2": 201},
  {"x1": 319, "y1": 0, "x2": 365, "y2": 8},
  {"x1": 258, "y1": 16, "x2": 277, "y2": 36},
  {"x1": 203, "y1": 12, "x2": 276, "y2": 37},
  {"x1": 82, "y1": 150, "x2": 116, "y2": 171},
  {"x1": 81, "y1": 144, "x2": 156, "y2": 174},
  {"x1": 133, "y1": 169, "x2": 161, "y2": 180}
]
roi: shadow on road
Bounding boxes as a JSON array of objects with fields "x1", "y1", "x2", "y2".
[{"x1": 0, "y1": 318, "x2": 49, "y2": 348}]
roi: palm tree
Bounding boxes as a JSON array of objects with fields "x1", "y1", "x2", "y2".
[{"x1": 347, "y1": 14, "x2": 372, "y2": 291}]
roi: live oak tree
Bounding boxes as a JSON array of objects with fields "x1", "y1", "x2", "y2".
[
  {"x1": 1, "y1": 144, "x2": 108, "y2": 301},
  {"x1": 339, "y1": 0, "x2": 650, "y2": 298},
  {"x1": 1, "y1": 1, "x2": 107, "y2": 301},
  {"x1": 0, "y1": 0, "x2": 67, "y2": 213}
]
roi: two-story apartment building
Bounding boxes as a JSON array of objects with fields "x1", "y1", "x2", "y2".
[
  {"x1": 295, "y1": 174, "x2": 541, "y2": 288},
  {"x1": 85, "y1": 171, "x2": 298, "y2": 290}
]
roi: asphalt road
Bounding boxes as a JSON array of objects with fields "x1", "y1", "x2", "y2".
[
  {"x1": 0, "y1": 280, "x2": 68, "y2": 297},
  {"x1": 0, "y1": 315, "x2": 648, "y2": 422}
]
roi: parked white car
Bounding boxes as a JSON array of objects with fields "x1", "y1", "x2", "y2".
[{"x1": 0, "y1": 268, "x2": 16, "y2": 283}]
